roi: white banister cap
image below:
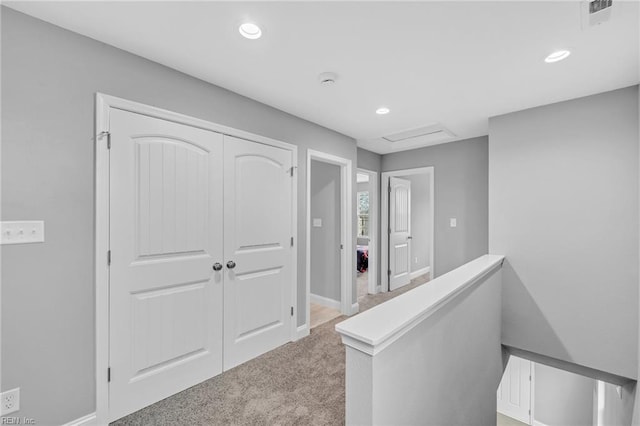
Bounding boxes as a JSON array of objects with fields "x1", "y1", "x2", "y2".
[{"x1": 335, "y1": 254, "x2": 505, "y2": 356}]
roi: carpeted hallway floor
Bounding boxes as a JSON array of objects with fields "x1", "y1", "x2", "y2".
[{"x1": 112, "y1": 274, "x2": 430, "y2": 426}]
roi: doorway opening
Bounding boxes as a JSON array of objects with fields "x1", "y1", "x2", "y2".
[
  {"x1": 305, "y1": 150, "x2": 354, "y2": 331},
  {"x1": 356, "y1": 168, "x2": 379, "y2": 298},
  {"x1": 497, "y1": 355, "x2": 599, "y2": 426},
  {"x1": 381, "y1": 167, "x2": 434, "y2": 292}
]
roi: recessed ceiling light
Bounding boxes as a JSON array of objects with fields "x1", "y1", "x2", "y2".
[
  {"x1": 544, "y1": 50, "x2": 571, "y2": 63},
  {"x1": 239, "y1": 22, "x2": 262, "y2": 40},
  {"x1": 376, "y1": 107, "x2": 390, "y2": 115}
]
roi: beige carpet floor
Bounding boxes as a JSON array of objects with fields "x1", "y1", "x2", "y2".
[{"x1": 112, "y1": 274, "x2": 430, "y2": 426}]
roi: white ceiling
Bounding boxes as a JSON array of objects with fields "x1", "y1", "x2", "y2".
[{"x1": 6, "y1": 1, "x2": 639, "y2": 154}]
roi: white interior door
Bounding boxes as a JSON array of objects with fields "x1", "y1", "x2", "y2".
[
  {"x1": 223, "y1": 135, "x2": 294, "y2": 370},
  {"x1": 389, "y1": 177, "x2": 411, "y2": 291},
  {"x1": 109, "y1": 109, "x2": 224, "y2": 421},
  {"x1": 497, "y1": 355, "x2": 532, "y2": 424}
]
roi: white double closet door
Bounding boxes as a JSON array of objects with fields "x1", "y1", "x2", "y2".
[{"x1": 108, "y1": 109, "x2": 294, "y2": 421}]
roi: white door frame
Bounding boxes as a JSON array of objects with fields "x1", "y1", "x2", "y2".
[
  {"x1": 381, "y1": 167, "x2": 434, "y2": 292},
  {"x1": 95, "y1": 93, "x2": 298, "y2": 424},
  {"x1": 357, "y1": 168, "x2": 379, "y2": 294},
  {"x1": 305, "y1": 150, "x2": 354, "y2": 332}
]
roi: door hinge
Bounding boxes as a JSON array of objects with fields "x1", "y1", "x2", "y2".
[
  {"x1": 97, "y1": 131, "x2": 111, "y2": 149},
  {"x1": 388, "y1": 185, "x2": 391, "y2": 193},
  {"x1": 288, "y1": 166, "x2": 297, "y2": 177},
  {"x1": 107, "y1": 367, "x2": 111, "y2": 382},
  {"x1": 290, "y1": 306, "x2": 294, "y2": 316},
  {"x1": 107, "y1": 250, "x2": 111, "y2": 266},
  {"x1": 291, "y1": 237, "x2": 294, "y2": 247},
  {"x1": 387, "y1": 269, "x2": 391, "y2": 277}
]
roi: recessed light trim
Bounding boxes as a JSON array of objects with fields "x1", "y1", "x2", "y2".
[
  {"x1": 376, "y1": 107, "x2": 390, "y2": 115},
  {"x1": 239, "y1": 22, "x2": 262, "y2": 40},
  {"x1": 545, "y1": 50, "x2": 571, "y2": 63}
]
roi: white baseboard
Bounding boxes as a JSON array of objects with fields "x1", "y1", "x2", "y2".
[
  {"x1": 295, "y1": 324, "x2": 309, "y2": 340},
  {"x1": 350, "y1": 302, "x2": 360, "y2": 315},
  {"x1": 410, "y1": 266, "x2": 431, "y2": 280},
  {"x1": 63, "y1": 412, "x2": 96, "y2": 426},
  {"x1": 310, "y1": 293, "x2": 341, "y2": 310}
]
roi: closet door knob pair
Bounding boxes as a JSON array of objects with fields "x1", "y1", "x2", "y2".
[{"x1": 212, "y1": 261, "x2": 236, "y2": 271}]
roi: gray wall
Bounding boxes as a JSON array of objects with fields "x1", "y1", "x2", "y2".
[
  {"x1": 604, "y1": 381, "x2": 636, "y2": 426},
  {"x1": 357, "y1": 148, "x2": 382, "y2": 173},
  {"x1": 406, "y1": 174, "x2": 431, "y2": 273},
  {"x1": 310, "y1": 161, "x2": 341, "y2": 302},
  {"x1": 489, "y1": 86, "x2": 639, "y2": 380},
  {"x1": 534, "y1": 363, "x2": 595, "y2": 426},
  {"x1": 382, "y1": 137, "x2": 489, "y2": 277},
  {"x1": 0, "y1": 8, "x2": 357, "y2": 424}
]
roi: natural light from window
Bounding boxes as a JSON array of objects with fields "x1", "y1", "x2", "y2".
[{"x1": 357, "y1": 191, "x2": 369, "y2": 237}]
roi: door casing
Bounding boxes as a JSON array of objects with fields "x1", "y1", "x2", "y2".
[
  {"x1": 381, "y1": 167, "x2": 435, "y2": 292},
  {"x1": 303, "y1": 150, "x2": 355, "y2": 338},
  {"x1": 95, "y1": 93, "x2": 298, "y2": 424}
]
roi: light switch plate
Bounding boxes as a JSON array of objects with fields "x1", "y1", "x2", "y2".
[
  {"x1": 313, "y1": 218, "x2": 322, "y2": 227},
  {"x1": 1, "y1": 221, "x2": 45, "y2": 245},
  {"x1": 449, "y1": 218, "x2": 457, "y2": 228}
]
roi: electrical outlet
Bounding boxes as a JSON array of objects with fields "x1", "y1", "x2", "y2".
[{"x1": 1, "y1": 388, "x2": 20, "y2": 415}]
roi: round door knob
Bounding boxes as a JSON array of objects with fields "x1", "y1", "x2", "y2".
[
  {"x1": 212, "y1": 262, "x2": 223, "y2": 271},
  {"x1": 226, "y1": 260, "x2": 236, "y2": 269}
]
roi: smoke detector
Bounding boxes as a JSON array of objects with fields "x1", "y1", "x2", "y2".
[
  {"x1": 581, "y1": 0, "x2": 614, "y2": 28},
  {"x1": 318, "y1": 72, "x2": 337, "y2": 86}
]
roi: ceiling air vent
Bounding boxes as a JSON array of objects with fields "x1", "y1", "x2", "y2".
[
  {"x1": 383, "y1": 124, "x2": 456, "y2": 145},
  {"x1": 582, "y1": 0, "x2": 614, "y2": 28}
]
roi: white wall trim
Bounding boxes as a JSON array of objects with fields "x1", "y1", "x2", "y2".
[
  {"x1": 357, "y1": 168, "x2": 379, "y2": 295},
  {"x1": 95, "y1": 94, "x2": 110, "y2": 426},
  {"x1": 409, "y1": 266, "x2": 431, "y2": 280},
  {"x1": 63, "y1": 412, "x2": 97, "y2": 426},
  {"x1": 351, "y1": 302, "x2": 360, "y2": 315},
  {"x1": 306, "y1": 150, "x2": 354, "y2": 334},
  {"x1": 531, "y1": 361, "x2": 537, "y2": 426},
  {"x1": 95, "y1": 93, "x2": 298, "y2": 424},
  {"x1": 310, "y1": 293, "x2": 341, "y2": 310},
  {"x1": 381, "y1": 167, "x2": 435, "y2": 292},
  {"x1": 296, "y1": 324, "x2": 310, "y2": 341}
]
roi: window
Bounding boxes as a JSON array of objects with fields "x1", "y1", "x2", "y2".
[{"x1": 357, "y1": 191, "x2": 369, "y2": 238}]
